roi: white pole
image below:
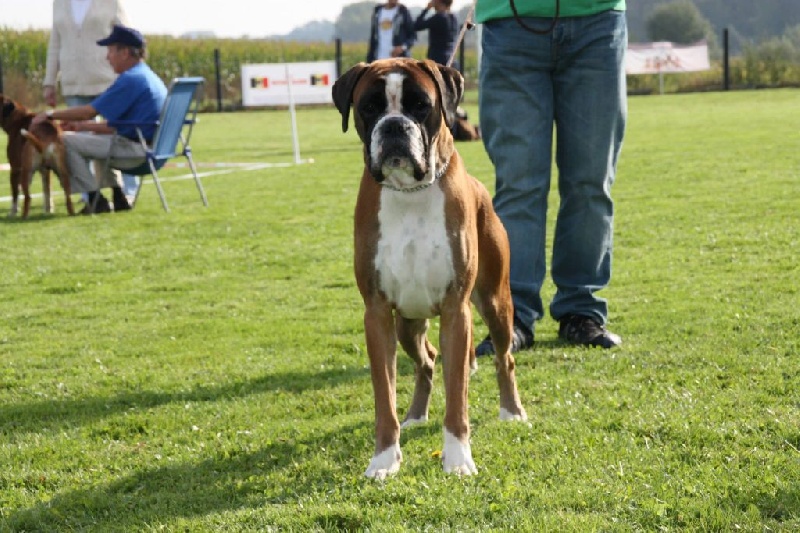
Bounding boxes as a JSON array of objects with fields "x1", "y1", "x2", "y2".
[{"x1": 284, "y1": 63, "x2": 301, "y2": 164}]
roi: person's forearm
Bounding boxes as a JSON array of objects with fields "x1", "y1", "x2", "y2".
[{"x1": 48, "y1": 104, "x2": 97, "y2": 122}]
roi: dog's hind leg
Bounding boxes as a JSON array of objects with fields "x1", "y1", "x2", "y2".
[
  {"x1": 473, "y1": 281, "x2": 527, "y2": 422},
  {"x1": 396, "y1": 316, "x2": 437, "y2": 427},
  {"x1": 19, "y1": 146, "x2": 36, "y2": 218},
  {"x1": 8, "y1": 166, "x2": 20, "y2": 217},
  {"x1": 54, "y1": 146, "x2": 75, "y2": 215},
  {"x1": 41, "y1": 167, "x2": 53, "y2": 214}
]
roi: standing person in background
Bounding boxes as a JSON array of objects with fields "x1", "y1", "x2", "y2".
[
  {"x1": 413, "y1": 0, "x2": 460, "y2": 68},
  {"x1": 474, "y1": 0, "x2": 628, "y2": 356},
  {"x1": 367, "y1": 0, "x2": 416, "y2": 62},
  {"x1": 43, "y1": 0, "x2": 139, "y2": 210}
]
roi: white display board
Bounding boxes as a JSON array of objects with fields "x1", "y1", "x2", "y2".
[
  {"x1": 626, "y1": 40, "x2": 710, "y2": 74},
  {"x1": 241, "y1": 61, "x2": 336, "y2": 107}
]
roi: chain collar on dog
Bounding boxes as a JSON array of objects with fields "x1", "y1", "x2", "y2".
[{"x1": 380, "y1": 160, "x2": 450, "y2": 193}]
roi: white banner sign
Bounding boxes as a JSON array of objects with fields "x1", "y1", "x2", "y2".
[
  {"x1": 626, "y1": 40, "x2": 710, "y2": 74},
  {"x1": 241, "y1": 61, "x2": 335, "y2": 107}
]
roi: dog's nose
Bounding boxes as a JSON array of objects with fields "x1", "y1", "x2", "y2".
[{"x1": 381, "y1": 117, "x2": 412, "y2": 137}]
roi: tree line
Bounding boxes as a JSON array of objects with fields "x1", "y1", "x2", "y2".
[{"x1": 325, "y1": 0, "x2": 798, "y2": 54}]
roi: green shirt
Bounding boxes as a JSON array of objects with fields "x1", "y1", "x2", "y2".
[{"x1": 475, "y1": 0, "x2": 626, "y2": 23}]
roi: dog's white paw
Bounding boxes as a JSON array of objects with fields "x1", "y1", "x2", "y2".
[
  {"x1": 500, "y1": 406, "x2": 528, "y2": 421},
  {"x1": 401, "y1": 415, "x2": 427, "y2": 428},
  {"x1": 364, "y1": 443, "x2": 402, "y2": 479},
  {"x1": 442, "y1": 429, "x2": 477, "y2": 475}
]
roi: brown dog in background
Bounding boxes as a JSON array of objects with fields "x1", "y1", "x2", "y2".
[{"x1": 1, "y1": 94, "x2": 74, "y2": 217}]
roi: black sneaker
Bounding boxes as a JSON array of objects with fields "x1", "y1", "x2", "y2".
[
  {"x1": 475, "y1": 320, "x2": 534, "y2": 357},
  {"x1": 112, "y1": 187, "x2": 132, "y2": 212},
  {"x1": 113, "y1": 199, "x2": 132, "y2": 212},
  {"x1": 79, "y1": 195, "x2": 112, "y2": 215},
  {"x1": 558, "y1": 314, "x2": 621, "y2": 348}
]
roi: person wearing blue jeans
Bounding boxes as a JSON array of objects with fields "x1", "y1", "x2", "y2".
[{"x1": 475, "y1": 0, "x2": 627, "y2": 355}]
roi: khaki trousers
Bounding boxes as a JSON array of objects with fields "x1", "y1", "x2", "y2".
[{"x1": 63, "y1": 132, "x2": 146, "y2": 194}]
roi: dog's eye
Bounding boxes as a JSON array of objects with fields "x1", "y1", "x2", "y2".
[
  {"x1": 363, "y1": 102, "x2": 380, "y2": 114},
  {"x1": 403, "y1": 98, "x2": 431, "y2": 119},
  {"x1": 411, "y1": 99, "x2": 429, "y2": 112},
  {"x1": 360, "y1": 94, "x2": 384, "y2": 117},
  {"x1": 404, "y1": 93, "x2": 431, "y2": 119}
]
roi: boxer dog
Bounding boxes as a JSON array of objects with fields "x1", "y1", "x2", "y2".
[
  {"x1": 333, "y1": 58, "x2": 527, "y2": 478},
  {"x1": 19, "y1": 123, "x2": 75, "y2": 218},
  {"x1": 1, "y1": 94, "x2": 74, "y2": 217}
]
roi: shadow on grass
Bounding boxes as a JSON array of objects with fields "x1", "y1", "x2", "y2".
[
  {"x1": 0, "y1": 211, "x2": 71, "y2": 224},
  {"x1": 5, "y1": 420, "x2": 375, "y2": 531},
  {"x1": 0, "y1": 366, "x2": 367, "y2": 437},
  {"x1": 738, "y1": 485, "x2": 800, "y2": 524}
]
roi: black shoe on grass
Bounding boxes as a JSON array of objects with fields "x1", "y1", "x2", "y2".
[
  {"x1": 475, "y1": 320, "x2": 534, "y2": 357},
  {"x1": 79, "y1": 194, "x2": 112, "y2": 215},
  {"x1": 558, "y1": 314, "x2": 621, "y2": 348}
]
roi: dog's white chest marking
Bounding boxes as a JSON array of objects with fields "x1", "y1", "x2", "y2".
[{"x1": 375, "y1": 185, "x2": 454, "y2": 319}]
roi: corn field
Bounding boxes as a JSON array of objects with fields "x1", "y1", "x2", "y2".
[{"x1": 1, "y1": 28, "x2": 798, "y2": 112}]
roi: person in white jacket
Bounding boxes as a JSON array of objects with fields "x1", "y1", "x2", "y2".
[{"x1": 43, "y1": 0, "x2": 139, "y2": 208}]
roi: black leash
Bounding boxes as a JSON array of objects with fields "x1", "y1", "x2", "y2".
[
  {"x1": 509, "y1": 0, "x2": 560, "y2": 35},
  {"x1": 447, "y1": 0, "x2": 561, "y2": 68},
  {"x1": 447, "y1": 1, "x2": 476, "y2": 67}
]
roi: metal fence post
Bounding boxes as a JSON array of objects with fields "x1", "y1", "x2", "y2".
[
  {"x1": 214, "y1": 48, "x2": 222, "y2": 112},
  {"x1": 335, "y1": 38, "x2": 342, "y2": 79},
  {"x1": 723, "y1": 28, "x2": 730, "y2": 91}
]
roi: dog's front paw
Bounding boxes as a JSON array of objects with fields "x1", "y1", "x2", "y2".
[
  {"x1": 401, "y1": 414, "x2": 427, "y2": 428},
  {"x1": 500, "y1": 406, "x2": 528, "y2": 421},
  {"x1": 442, "y1": 430, "x2": 477, "y2": 475},
  {"x1": 364, "y1": 443, "x2": 402, "y2": 479}
]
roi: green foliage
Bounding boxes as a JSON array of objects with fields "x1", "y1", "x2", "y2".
[
  {"x1": 743, "y1": 37, "x2": 800, "y2": 86},
  {"x1": 0, "y1": 88, "x2": 799, "y2": 531},
  {"x1": 2, "y1": 24, "x2": 800, "y2": 109},
  {"x1": 627, "y1": 0, "x2": 800, "y2": 51},
  {"x1": 0, "y1": 28, "x2": 481, "y2": 110},
  {"x1": 334, "y1": 1, "x2": 376, "y2": 43},
  {"x1": 646, "y1": 0, "x2": 716, "y2": 46}
]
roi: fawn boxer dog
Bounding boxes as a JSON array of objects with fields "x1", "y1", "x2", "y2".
[
  {"x1": 1, "y1": 94, "x2": 74, "y2": 217},
  {"x1": 332, "y1": 58, "x2": 527, "y2": 478}
]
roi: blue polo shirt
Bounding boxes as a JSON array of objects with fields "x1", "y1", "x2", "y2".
[{"x1": 92, "y1": 62, "x2": 167, "y2": 142}]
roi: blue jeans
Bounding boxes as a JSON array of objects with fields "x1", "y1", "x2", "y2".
[
  {"x1": 64, "y1": 95, "x2": 140, "y2": 199},
  {"x1": 478, "y1": 11, "x2": 627, "y2": 331}
]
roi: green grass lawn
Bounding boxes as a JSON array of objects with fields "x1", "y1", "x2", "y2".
[{"x1": 1, "y1": 88, "x2": 798, "y2": 531}]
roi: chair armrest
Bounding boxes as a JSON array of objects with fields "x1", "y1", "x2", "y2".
[{"x1": 107, "y1": 119, "x2": 160, "y2": 129}]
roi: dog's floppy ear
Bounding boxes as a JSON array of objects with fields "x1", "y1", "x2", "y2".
[
  {"x1": 418, "y1": 59, "x2": 464, "y2": 129},
  {"x1": 2, "y1": 100, "x2": 16, "y2": 120},
  {"x1": 332, "y1": 63, "x2": 370, "y2": 133}
]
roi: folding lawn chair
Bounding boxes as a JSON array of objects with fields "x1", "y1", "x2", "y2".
[{"x1": 102, "y1": 76, "x2": 208, "y2": 213}]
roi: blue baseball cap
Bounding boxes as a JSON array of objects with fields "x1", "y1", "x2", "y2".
[{"x1": 97, "y1": 24, "x2": 145, "y2": 48}]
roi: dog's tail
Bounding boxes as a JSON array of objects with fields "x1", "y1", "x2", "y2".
[{"x1": 20, "y1": 129, "x2": 46, "y2": 153}]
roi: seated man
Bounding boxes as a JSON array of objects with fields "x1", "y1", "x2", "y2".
[{"x1": 33, "y1": 24, "x2": 167, "y2": 214}]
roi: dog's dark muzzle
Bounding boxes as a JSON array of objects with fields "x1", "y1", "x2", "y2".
[
  {"x1": 379, "y1": 116, "x2": 415, "y2": 140},
  {"x1": 368, "y1": 114, "x2": 429, "y2": 184}
]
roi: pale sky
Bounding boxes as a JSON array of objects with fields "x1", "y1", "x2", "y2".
[{"x1": 1, "y1": 0, "x2": 476, "y2": 38}]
